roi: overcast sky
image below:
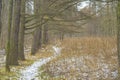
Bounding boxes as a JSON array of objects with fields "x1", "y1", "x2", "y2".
[{"x1": 77, "y1": 1, "x2": 90, "y2": 11}]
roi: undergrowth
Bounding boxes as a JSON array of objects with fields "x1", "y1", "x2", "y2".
[
  {"x1": 0, "y1": 45, "x2": 53, "y2": 80},
  {"x1": 40, "y1": 37, "x2": 118, "y2": 80}
]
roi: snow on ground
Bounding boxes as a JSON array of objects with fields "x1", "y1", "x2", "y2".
[
  {"x1": 52, "y1": 46, "x2": 62, "y2": 55},
  {"x1": 0, "y1": 42, "x2": 118, "y2": 80},
  {"x1": 19, "y1": 46, "x2": 62, "y2": 80},
  {"x1": 0, "y1": 49, "x2": 6, "y2": 67},
  {"x1": 44, "y1": 56, "x2": 118, "y2": 80},
  {"x1": 43, "y1": 54, "x2": 118, "y2": 80}
]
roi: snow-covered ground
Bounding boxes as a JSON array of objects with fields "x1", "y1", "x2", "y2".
[
  {"x1": 0, "y1": 49, "x2": 6, "y2": 67},
  {"x1": 19, "y1": 46, "x2": 62, "y2": 80},
  {"x1": 43, "y1": 55, "x2": 118, "y2": 80},
  {"x1": 0, "y1": 44, "x2": 118, "y2": 80}
]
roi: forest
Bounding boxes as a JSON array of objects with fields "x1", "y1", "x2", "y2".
[{"x1": 0, "y1": 0, "x2": 120, "y2": 80}]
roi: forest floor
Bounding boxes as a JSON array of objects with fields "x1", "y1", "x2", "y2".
[
  {"x1": 19, "y1": 45, "x2": 61, "y2": 80},
  {"x1": 38, "y1": 37, "x2": 119, "y2": 80},
  {"x1": 0, "y1": 44, "x2": 61, "y2": 80},
  {"x1": 0, "y1": 37, "x2": 119, "y2": 80}
]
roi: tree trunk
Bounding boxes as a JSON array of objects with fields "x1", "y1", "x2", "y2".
[
  {"x1": 8, "y1": 0, "x2": 21, "y2": 65},
  {"x1": 31, "y1": 0, "x2": 42, "y2": 55},
  {"x1": 44, "y1": 26, "x2": 48, "y2": 44},
  {"x1": 31, "y1": 27, "x2": 42, "y2": 55},
  {"x1": 117, "y1": 1, "x2": 120, "y2": 79},
  {"x1": 0, "y1": 0, "x2": 2, "y2": 38},
  {"x1": 6, "y1": 0, "x2": 13, "y2": 72},
  {"x1": 18, "y1": 0, "x2": 25, "y2": 60},
  {"x1": 41, "y1": 25, "x2": 48, "y2": 45},
  {"x1": 117, "y1": 0, "x2": 120, "y2": 66},
  {"x1": 0, "y1": 0, "x2": 9, "y2": 49}
]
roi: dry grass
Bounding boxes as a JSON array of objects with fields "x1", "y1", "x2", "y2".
[
  {"x1": 0, "y1": 37, "x2": 118, "y2": 80},
  {"x1": 48, "y1": 37, "x2": 117, "y2": 63},
  {"x1": 41, "y1": 37, "x2": 118, "y2": 80},
  {"x1": 61, "y1": 37, "x2": 117, "y2": 57}
]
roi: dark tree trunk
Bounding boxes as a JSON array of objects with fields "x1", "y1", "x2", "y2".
[
  {"x1": 117, "y1": 0, "x2": 120, "y2": 67},
  {"x1": 18, "y1": 0, "x2": 25, "y2": 60},
  {"x1": 41, "y1": 25, "x2": 48, "y2": 45},
  {"x1": 31, "y1": 0, "x2": 42, "y2": 55},
  {"x1": 0, "y1": 0, "x2": 2, "y2": 37},
  {"x1": 8, "y1": 0, "x2": 21, "y2": 65},
  {"x1": 59, "y1": 32, "x2": 64, "y2": 41},
  {"x1": 6, "y1": 0, "x2": 13, "y2": 72},
  {"x1": 117, "y1": 0, "x2": 120, "y2": 79},
  {"x1": 31, "y1": 27, "x2": 42, "y2": 55},
  {"x1": 44, "y1": 26, "x2": 48, "y2": 44}
]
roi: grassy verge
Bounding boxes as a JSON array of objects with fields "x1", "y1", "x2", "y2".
[
  {"x1": 38, "y1": 67, "x2": 67, "y2": 80},
  {"x1": 39, "y1": 37, "x2": 118, "y2": 80},
  {"x1": 0, "y1": 45, "x2": 53, "y2": 80},
  {"x1": 0, "y1": 55, "x2": 36, "y2": 80}
]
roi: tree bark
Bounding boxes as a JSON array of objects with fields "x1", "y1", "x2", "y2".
[
  {"x1": 0, "y1": 0, "x2": 9, "y2": 49},
  {"x1": 18, "y1": 0, "x2": 25, "y2": 60},
  {"x1": 44, "y1": 26, "x2": 48, "y2": 44},
  {"x1": 117, "y1": 1, "x2": 120, "y2": 79},
  {"x1": 31, "y1": 27, "x2": 42, "y2": 55},
  {"x1": 8, "y1": 0, "x2": 21, "y2": 65},
  {"x1": 6, "y1": 0, "x2": 13, "y2": 72},
  {"x1": 41, "y1": 25, "x2": 48, "y2": 45},
  {"x1": 0, "y1": 0, "x2": 2, "y2": 38},
  {"x1": 117, "y1": 0, "x2": 120, "y2": 66},
  {"x1": 31, "y1": 0, "x2": 42, "y2": 55}
]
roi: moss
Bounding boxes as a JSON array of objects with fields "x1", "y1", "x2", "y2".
[
  {"x1": 0, "y1": 67, "x2": 18, "y2": 80},
  {"x1": 19, "y1": 59, "x2": 34, "y2": 66}
]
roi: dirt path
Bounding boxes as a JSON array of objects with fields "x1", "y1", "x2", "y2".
[{"x1": 19, "y1": 46, "x2": 61, "y2": 80}]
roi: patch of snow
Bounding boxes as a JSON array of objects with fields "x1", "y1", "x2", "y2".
[
  {"x1": 45, "y1": 55, "x2": 118, "y2": 80},
  {"x1": 111, "y1": 70, "x2": 118, "y2": 79},
  {"x1": 83, "y1": 73, "x2": 88, "y2": 77},
  {"x1": 20, "y1": 58, "x2": 51, "y2": 80},
  {"x1": 0, "y1": 49, "x2": 5, "y2": 55},
  {"x1": 19, "y1": 46, "x2": 62, "y2": 80},
  {"x1": 52, "y1": 46, "x2": 62, "y2": 55}
]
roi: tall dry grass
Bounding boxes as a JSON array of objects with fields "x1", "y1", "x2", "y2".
[
  {"x1": 41, "y1": 37, "x2": 118, "y2": 80},
  {"x1": 60, "y1": 37, "x2": 117, "y2": 59}
]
